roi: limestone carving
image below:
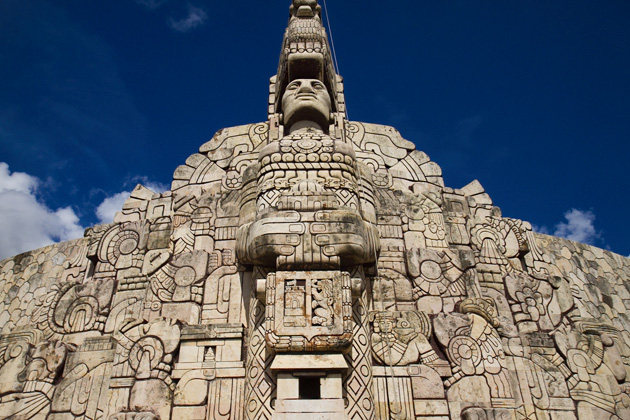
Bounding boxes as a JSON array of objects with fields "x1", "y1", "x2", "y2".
[
  {"x1": 434, "y1": 311, "x2": 513, "y2": 402},
  {"x1": 150, "y1": 250, "x2": 208, "y2": 304},
  {"x1": 0, "y1": 339, "x2": 71, "y2": 420},
  {"x1": 1, "y1": 1, "x2": 630, "y2": 419},
  {"x1": 49, "y1": 337, "x2": 115, "y2": 419},
  {"x1": 265, "y1": 270, "x2": 353, "y2": 352},
  {"x1": 370, "y1": 310, "x2": 438, "y2": 366},
  {"x1": 344, "y1": 285, "x2": 375, "y2": 420}
]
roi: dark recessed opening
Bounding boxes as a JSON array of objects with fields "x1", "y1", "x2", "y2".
[
  {"x1": 298, "y1": 376, "x2": 321, "y2": 399},
  {"x1": 85, "y1": 254, "x2": 98, "y2": 280}
]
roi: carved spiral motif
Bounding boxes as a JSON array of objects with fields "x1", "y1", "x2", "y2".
[
  {"x1": 129, "y1": 336, "x2": 165, "y2": 371},
  {"x1": 251, "y1": 123, "x2": 269, "y2": 136},
  {"x1": 248, "y1": 122, "x2": 269, "y2": 145},
  {"x1": 112, "y1": 231, "x2": 140, "y2": 258},
  {"x1": 99, "y1": 225, "x2": 142, "y2": 266},
  {"x1": 293, "y1": 139, "x2": 321, "y2": 153},
  {"x1": 7, "y1": 342, "x2": 29, "y2": 360},
  {"x1": 448, "y1": 336, "x2": 482, "y2": 374},
  {"x1": 344, "y1": 121, "x2": 365, "y2": 144}
]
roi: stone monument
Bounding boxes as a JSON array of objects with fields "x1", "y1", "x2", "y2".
[{"x1": 1, "y1": 1, "x2": 629, "y2": 419}]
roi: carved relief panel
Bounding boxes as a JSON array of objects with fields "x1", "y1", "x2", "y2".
[{"x1": 266, "y1": 270, "x2": 352, "y2": 352}]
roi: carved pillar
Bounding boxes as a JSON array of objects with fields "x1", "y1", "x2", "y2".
[
  {"x1": 244, "y1": 290, "x2": 275, "y2": 420},
  {"x1": 344, "y1": 282, "x2": 375, "y2": 420}
]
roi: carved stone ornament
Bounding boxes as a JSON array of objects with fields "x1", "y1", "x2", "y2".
[
  {"x1": 265, "y1": 270, "x2": 352, "y2": 352},
  {"x1": 0, "y1": 1, "x2": 629, "y2": 419},
  {"x1": 369, "y1": 310, "x2": 438, "y2": 366}
]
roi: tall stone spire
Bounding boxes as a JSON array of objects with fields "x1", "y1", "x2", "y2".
[
  {"x1": 236, "y1": 3, "x2": 378, "y2": 418},
  {"x1": 269, "y1": 0, "x2": 346, "y2": 130}
]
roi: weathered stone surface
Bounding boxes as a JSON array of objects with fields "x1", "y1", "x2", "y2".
[{"x1": 1, "y1": 1, "x2": 630, "y2": 419}]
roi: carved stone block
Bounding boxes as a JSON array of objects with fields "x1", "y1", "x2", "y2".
[{"x1": 266, "y1": 270, "x2": 352, "y2": 352}]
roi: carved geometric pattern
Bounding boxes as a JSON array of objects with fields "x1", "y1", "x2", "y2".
[
  {"x1": 265, "y1": 271, "x2": 352, "y2": 352},
  {"x1": 344, "y1": 288, "x2": 375, "y2": 420},
  {"x1": 244, "y1": 296, "x2": 274, "y2": 420}
]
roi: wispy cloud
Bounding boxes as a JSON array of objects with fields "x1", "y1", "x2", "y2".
[
  {"x1": 531, "y1": 224, "x2": 550, "y2": 235},
  {"x1": 0, "y1": 163, "x2": 84, "y2": 260},
  {"x1": 533, "y1": 208, "x2": 602, "y2": 246},
  {"x1": 169, "y1": 5, "x2": 208, "y2": 32},
  {"x1": 0, "y1": 162, "x2": 170, "y2": 258},
  {"x1": 553, "y1": 209, "x2": 600, "y2": 244},
  {"x1": 135, "y1": 0, "x2": 168, "y2": 10}
]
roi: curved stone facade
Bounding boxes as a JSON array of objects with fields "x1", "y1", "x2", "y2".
[{"x1": 1, "y1": 1, "x2": 629, "y2": 419}]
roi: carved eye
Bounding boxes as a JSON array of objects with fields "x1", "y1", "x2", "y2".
[
  {"x1": 312, "y1": 81, "x2": 325, "y2": 90},
  {"x1": 287, "y1": 81, "x2": 300, "y2": 90}
]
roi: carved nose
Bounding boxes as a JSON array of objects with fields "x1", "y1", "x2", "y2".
[{"x1": 297, "y1": 82, "x2": 316, "y2": 94}]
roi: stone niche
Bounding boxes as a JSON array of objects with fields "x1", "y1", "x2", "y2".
[{"x1": 271, "y1": 354, "x2": 348, "y2": 420}]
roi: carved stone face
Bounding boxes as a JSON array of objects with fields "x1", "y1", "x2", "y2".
[
  {"x1": 282, "y1": 79, "x2": 331, "y2": 130},
  {"x1": 373, "y1": 313, "x2": 396, "y2": 333}
]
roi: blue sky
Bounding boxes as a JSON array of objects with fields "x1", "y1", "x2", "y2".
[{"x1": 0, "y1": 0, "x2": 628, "y2": 259}]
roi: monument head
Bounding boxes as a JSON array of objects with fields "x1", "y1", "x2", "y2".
[
  {"x1": 281, "y1": 78, "x2": 331, "y2": 133},
  {"x1": 290, "y1": 0, "x2": 321, "y2": 18}
]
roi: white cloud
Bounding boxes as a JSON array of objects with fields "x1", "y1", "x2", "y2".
[
  {"x1": 0, "y1": 163, "x2": 168, "y2": 259},
  {"x1": 135, "y1": 0, "x2": 168, "y2": 9},
  {"x1": 531, "y1": 224, "x2": 550, "y2": 235},
  {"x1": 95, "y1": 181, "x2": 168, "y2": 224},
  {"x1": 0, "y1": 163, "x2": 84, "y2": 260},
  {"x1": 95, "y1": 190, "x2": 131, "y2": 224},
  {"x1": 129, "y1": 176, "x2": 168, "y2": 195},
  {"x1": 169, "y1": 5, "x2": 208, "y2": 32},
  {"x1": 553, "y1": 208, "x2": 600, "y2": 245},
  {"x1": 146, "y1": 181, "x2": 168, "y2": 193}
]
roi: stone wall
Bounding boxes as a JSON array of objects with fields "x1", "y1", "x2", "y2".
[
  {"x1": 0, "y1": 120, "x2": 628, "y2": 420},
  {"x1": 1, "y1": 2, "x2": 629, "y2": 418}
]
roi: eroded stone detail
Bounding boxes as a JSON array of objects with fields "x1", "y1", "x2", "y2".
[
  {"x1": 370, "y1": 310, "x2": 438, "y2": 366},
  {"x1": 1, "y1": 1, "x2": 629, "y2": 419}
]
